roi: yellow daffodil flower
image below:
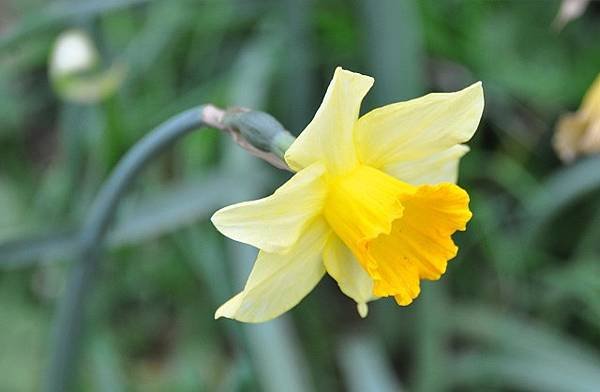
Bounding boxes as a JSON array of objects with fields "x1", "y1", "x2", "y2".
[
  {"x1": 554, "y1": 73, "x2": 600, "y2": 162},
  {"x1": 212, "y1": 67, "x2": 484, "y2": 322}
]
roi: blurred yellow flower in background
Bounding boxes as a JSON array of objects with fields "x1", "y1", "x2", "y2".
[
  {"x1": 212, "y1": 67, "x2": 484, "y2": 322},
  {"x1": 554, "y1": 73, "x2": 600, "y2": 163}
]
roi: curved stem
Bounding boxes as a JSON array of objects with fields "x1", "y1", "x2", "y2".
[{"x1": 45, "y1": 106, "x2": 212, "y2": 392}]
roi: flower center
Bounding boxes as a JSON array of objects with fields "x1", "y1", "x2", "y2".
[{"x1": 323, "y1": 165, "x2": 472, "y2": 305}]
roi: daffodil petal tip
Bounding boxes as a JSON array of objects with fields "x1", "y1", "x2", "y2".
[{"x1": 357, "y1": 303, "x2": 368, "y2": 318}]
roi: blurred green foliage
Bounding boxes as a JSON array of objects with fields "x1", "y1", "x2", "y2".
[{"x1": 1, "y1": 0, "x2": 600, "y2": 391}]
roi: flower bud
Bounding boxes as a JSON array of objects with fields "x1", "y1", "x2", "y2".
[
  {"x1": 49, "y1": 29, "x2": 126, "y2": 103},
  {"x1": 554, "y1": 74, "x2": 600, "y2": 162},
  {"x1": 222, "y1": 109, "x2": 296, "y2": 170},
  {"x1": 50, "y1": 30, "x2": 98, "y2": 78}
]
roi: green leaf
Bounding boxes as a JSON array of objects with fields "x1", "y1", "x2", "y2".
[
  {"x1": 527, "y1": 156, "x2": 600, "y2": 223},
  {"x1": 0, "y1": 0, "x2": 158, "y2": 52},
  {"x1": 450, "y1": 304, "x2": 600, "y2": 391},
  {"x1": 0, "y1": 168, "x2": 268, "y2": 268},
  {"x1": 337, "y1": 333, "x2": 404, "y2": 392}
]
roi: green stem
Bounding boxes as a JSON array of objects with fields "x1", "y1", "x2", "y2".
[{"x1": 44, "y1": 106, "x2": 208, "y2": 392}]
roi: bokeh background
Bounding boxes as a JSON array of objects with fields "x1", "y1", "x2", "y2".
[{"x1": 1, "y1": 0, "x2": 600, "y2": 391}]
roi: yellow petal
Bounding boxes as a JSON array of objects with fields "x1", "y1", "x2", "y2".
[
  {"x1": 323, "y1": 165, "x2": 471, "y2": 307},
  {"x1": 367, "y1": 183, "x2": 472, "y2": 305},
  {"x1": 553, "y1": 73, "x2": 600, "y2": 162},
  {"x1": 323, "y1": 235, "x2": 374, "y2": 318},
  {"x1": 355, "y1": 82, "x2": 484, "y2": 174},
  {"x1": 211, "y1": 163, "x2": 327, "y2": 253},
  {"x1": 323, "y1": 165, "x2": 409, "y2": 249},
  {"x1": 384, "y1": 144, "x2": 470, "y2": 185},
  {"x1": 215, "y1": 218, "x2": 330, "y2": 323},
  {"x1": 553, "y1": 114, "x2": 588, "y2": 162},
  {"x1": 580, "y1": 73, "x2": 600, "y2": 118},
  {"x1": 284, "y1": 67, "x2": 374, "y2": 174}
]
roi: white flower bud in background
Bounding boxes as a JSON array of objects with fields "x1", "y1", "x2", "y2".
[
  {"x1": 49, "y1": 29, "x2": 126, "y2": 104},
  {"x1": 553, "y1": 0, "x2": 589, "y2": 31},
  {"x1": 50, "y1": 30, "x2": 98, "y2": 78}
]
